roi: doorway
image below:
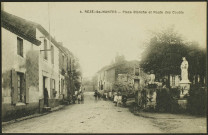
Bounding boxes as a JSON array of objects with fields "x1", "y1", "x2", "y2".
[{"x1": 43, "y1": 76, "x2": 48, "y2": 106}]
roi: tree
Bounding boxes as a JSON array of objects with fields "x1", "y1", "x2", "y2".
[
  {"x1": 186, "y1": 42, "x2": 206, "y2": 85},
  {"x1": 72, "y1": 60, "x2": 82, "y2": 91},
  {"x1": 140, "y1": 27, "x2": 206, "y2": 87}
]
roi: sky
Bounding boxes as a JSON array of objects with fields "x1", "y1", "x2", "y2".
[{"x1": 3, "y1": 2, "x2": 206, "y2": 78}]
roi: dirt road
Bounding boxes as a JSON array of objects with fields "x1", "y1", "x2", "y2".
[{"x1": 2, "y1": 92, "x2": 162, "y2": 133}]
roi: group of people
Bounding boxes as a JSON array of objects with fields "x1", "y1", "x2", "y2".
[
  {"x1": 94, "y1": 90, "x2": 101, "y2": 100},
  {"x1": 94, "y1": 90, "x2": 128, "y2": 107},
  {"x1": 72, "y1": 90, "x2": 84, "y2": 104},
  {"x1": 113, "y1": 92, "x2": 127, "y2": 107}
]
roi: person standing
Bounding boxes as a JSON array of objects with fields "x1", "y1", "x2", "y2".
[
  {"x1": 122, "y1": 94, "x2": 127, "y2": 107},
  {"x1": 72, "y1": 93, "x2": 76, "y2": 104},
  {"x1": 77, "y1": 92, "x2": 81, "y2": 104},
  {"x1": 117, "y1": 92, "x2": 122, "y2": 107},
  {"x1": 44, "y1": 88, "x2": 49, "y2": 107},
  {"x1": 94, "y1": 90, "x2": 98, "y2": 101},
  {"x1": 81, "y1": 91, "x2": 84, "y2": 104},
  {"x1": 98, "y1": 92, "x2": 101, "y2": 100},
  {"x1": 114, "y1": 93, "x2": 118, "y2": 106}
]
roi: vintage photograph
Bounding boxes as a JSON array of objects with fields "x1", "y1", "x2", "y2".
[{"x1": 1, "y1": 2, "x2": 207, "y2": 133}]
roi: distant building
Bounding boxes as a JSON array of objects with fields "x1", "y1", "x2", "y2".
[{"x1": 97, "y1": 57, "x2": 147, "y2": 95}]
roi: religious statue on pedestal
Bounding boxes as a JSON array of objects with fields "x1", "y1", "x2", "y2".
[
  {"x1": 180, "y1": 57, "x2": 189, "y2": 82},
  {"x1": 179, "y1": 57, "x2": 190, "y2": 98}
]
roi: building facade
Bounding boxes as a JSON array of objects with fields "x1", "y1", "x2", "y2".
[
  {"x1": 1, "y1": 11, "x2": 77, "y2": 121},
  {"x1": 2, "y1": 11, "x2": 42, "y2": 121},
  {"x1": 97, "y1": 59, "x2": 147, "y2": 95}
]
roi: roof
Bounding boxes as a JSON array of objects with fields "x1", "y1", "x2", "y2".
[
  {"x1": 1, "y1": 10, "x2": 41, "y2": 46},
  {"x1": 97, "y1": 60, "x2": 140, "y2": 73},
  {"x1": 1, "y1": 11, "x2": 71, "y2": 55},
  {"x1": 97, "y1": 62, "x2": 124, "y2": 73}
]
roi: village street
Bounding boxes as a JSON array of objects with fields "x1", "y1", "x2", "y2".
[
  {"x1": 2, "y1": 92, "x2": 206, "y2": 133},
  {"x1": 2, "y1": 92, "x2": 162, "y2": 133}
]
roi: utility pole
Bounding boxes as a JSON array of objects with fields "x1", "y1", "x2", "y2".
[{"x1": 48, "y1": 3, "x2": 51, "y2": 47}]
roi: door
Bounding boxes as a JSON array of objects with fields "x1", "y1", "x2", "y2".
[{"x1": 43, "y1": 76, "x2": 47, "y2": 106}]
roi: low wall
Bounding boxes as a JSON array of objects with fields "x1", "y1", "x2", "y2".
[
  {"x1": 39, "y1": 98, "x2": 62, "y2": 113},
  {"x1": 2, "y1": 98, "x2": 63, "y2": 122},
  {"x1": 2, "y1": 102, "x2": 39, "y2": 122},
  {"x1": 48, "y1": 99, "x2": 62, "y2": 108}
]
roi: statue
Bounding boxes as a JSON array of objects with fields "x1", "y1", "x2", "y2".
[
  {"x1": 180, "y1": 57, "x2": 189, "y2": 81},
  {"x1": 179, "y1": 57, "x2": 190, "y2": 98}
]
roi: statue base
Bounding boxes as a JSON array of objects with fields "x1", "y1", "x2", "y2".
[
  {"x1": 179, "y1": 80, "x2": 191, "y2": 99},
  {"x1": 177, "y1": 99, "x2": 187, "y2": 109},
  {"x1": 180, "y1": 80, "x2": 191, "y2": 84}
]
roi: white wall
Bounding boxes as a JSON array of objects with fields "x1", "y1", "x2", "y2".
[
  {"x1": 2, "y1": 27, "x2": 40, "y2": 103},
  {"x1": 36, "y1": 29, "x2": 60, "y2": 99}
]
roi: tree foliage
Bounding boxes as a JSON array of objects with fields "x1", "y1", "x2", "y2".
[
  {"x1": 140, "y1": 27, "x2": 206, "y2": 85},
  {"x1": 69, "y1": 57, "x2": 82, "y2": 91}
]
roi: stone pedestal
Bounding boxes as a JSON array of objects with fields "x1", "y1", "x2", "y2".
[
  {"x1": 177, "y1": 99, "x2": 187, "y2": 109},
  {"x1": 179, "y1": 80, "x2": 191, "y2": 98}
]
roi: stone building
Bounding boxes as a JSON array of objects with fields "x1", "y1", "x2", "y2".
[
  {"x1": 2, "y1": 11, "x2": 42, "y2": 121},
  {"x1": 1, "y1": 10, "x2": 76, "y2": 121},
  {"x1": 57, "y1": 42, "x2": 76, "y2": 101},
  {"x1": 97, "y1": 56, "x2": 147, "y2": 96}
]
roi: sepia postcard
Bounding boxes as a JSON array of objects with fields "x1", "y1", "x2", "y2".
[{"x1": 1, "y1": 1, "x2": 207, "y2": 134}]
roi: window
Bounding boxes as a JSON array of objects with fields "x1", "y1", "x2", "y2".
[
  {"x1": 17, "y1": 73, "x2": 24, "y2": 102},
  {"x1": 44, "y1": 39, "x2": 48, "y2": 60},
  {"x1": 17, "y1": 37, "x2": 23, "y2": 57},
  {"x1": 51, "y1": 45, "x2": 54, "y2": 64}
]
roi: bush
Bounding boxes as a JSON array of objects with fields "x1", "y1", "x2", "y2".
[
  {"x1": 169, "y1": 87, "x2": 180, "y2": 99},
  {"x1": 156, "y1": 88, "x2": 180, "y2": 113},
  {"x1": 156, "y1": 88, "x2": 171, "y2": 112},
  {"x1": 187, "y1": 85, "x2": 207, "y2": 116}
]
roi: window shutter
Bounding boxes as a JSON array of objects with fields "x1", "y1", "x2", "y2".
[
  {"x1": 25, "y1": 73, "x2": 29, "y2": 103},
  {"x1": 11, "y1": 69, "x2": 18, "y2": 104},
  {"x1": 22, "y1": 73, "x2": 26, "y2": 103}
]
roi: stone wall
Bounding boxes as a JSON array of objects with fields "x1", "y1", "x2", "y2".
[{"x1": 2, "y1": 103, "x2": 39, "y2": 122}]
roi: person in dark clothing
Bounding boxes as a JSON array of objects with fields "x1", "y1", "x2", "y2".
[
  {"x1": 77, "y1": 92, "x2": 81, "y2": 104},
  {"x1": 122, "y1": 95, "x2": 128, "y2": 107},
  {"x1": 98, "y1": 92, "x2": 101, "y2": 100},
  {"x1": 72, "y1": 94, "x2": 76, "y2": 104},
  {"x1": 81, "y1": 92, "x2": 84, "y2": 104},
  {"x1": 94, "y1": 90, "x2": 98, "y2": 101},
  {"x1": 44, "y1": 88, "x2": 49, "y2": 107}
]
